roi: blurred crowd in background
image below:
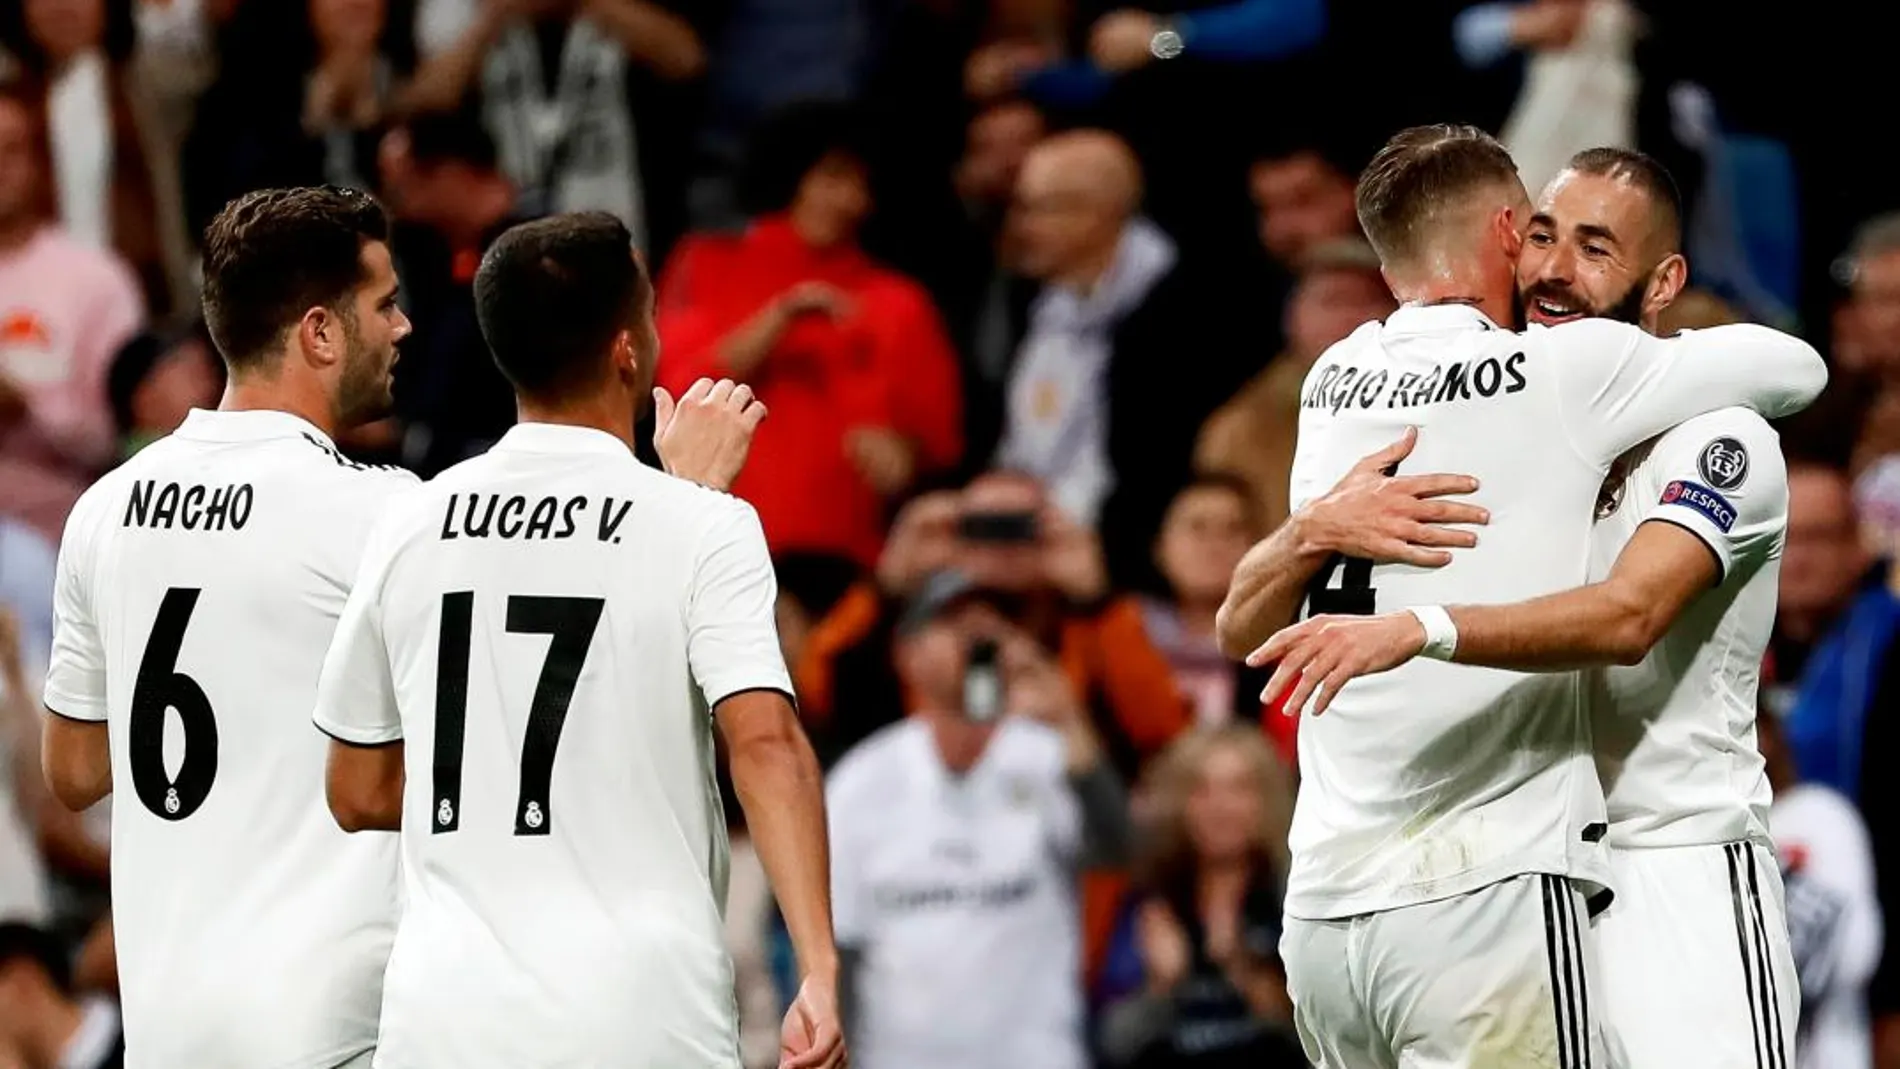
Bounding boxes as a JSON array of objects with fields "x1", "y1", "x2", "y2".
[{"x1": 2, "y1": 0, "x2": 1900, "y2": 1067}]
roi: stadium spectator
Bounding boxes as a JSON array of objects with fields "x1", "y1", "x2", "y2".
[
  {"x1": 826, "y1": 570, "x2": 1130, "y2": 1069},
  {"x1": 0, "y1": 609, "x2": 50, "y2": 932},
  {"x1": 796, "y1": 469, "x2": 1189, "y2": 775},
  {"x1": 656, "y1": 100, "x2": 963, "y2": 568},
  {"x1": 376, "y1": 111, "x2": 532, "y2": 473},
  {"x1": 0, "y1": 0, "x2": 191, "y2": 317},
  {"x1": 1097, "y1": 726, "x2": 1303, "y2": 1069},
  {"x1": 1140, "y1": 476, "x2": 1261, "y2": 728},
  {"x1": 997, "y1": 131, "x2": 1253, "y2": 587},
  {"x1": 182, "y1": 0, "x2": 417, "y2": 232},
  {"x1": 1247, "y1": 145, "x2": 1361, "y2": 274},
  {"x1": 103, "y1": 321, "x2": 221, "y2": 461},
  {"x1": 401, "y1": 0, "x2": 710, "y2": 255},
  {"x1": 1761, "y1": 707, "x2": 1883, "y2": 1069},
  {"x1": 0, "y1": 923, "x2": 121, "y2": 1069},
  {"x1": 0, "y1": 83, "x2": 144, "y2": 541},
  {"x1": 1195, "y1": 238, "x2": 1395, "y2": 532}
]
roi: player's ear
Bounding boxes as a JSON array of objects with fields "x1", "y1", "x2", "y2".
[
  {"x1": 1645, "y1": 253, "x2": 1689, "y2": 319},
  {"x1": 610, "y1": 328, "x2": 636, "y2": 379},
  {"x1": 1496, "y1": 205, "x2": 1525, "y2": 260},
  {"x1": 297, "y1": 305, "x2": 341, "y2": 370}
]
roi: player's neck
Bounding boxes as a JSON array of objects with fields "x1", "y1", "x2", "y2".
[
  {"x1": 219, "y1": 376, "x2": 339, "y2": 439},
  {"x1": 515, "y1": 395, "x2": 637, "y2": 453}
]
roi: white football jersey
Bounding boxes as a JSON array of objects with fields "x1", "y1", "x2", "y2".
[
  {"x1": 826, "y1": 717, "x2": 1086, "y2": 1069},
  {"x1": 41, "y1": 408, "x2": 412, "y2": 1069},
  {"x1": 311, "y1": 422, "x2": 792, "y2": 1069},
  {"x1": 1282, "y1": 306, "x2": 1824, "y2": 920},
  {"x1": 1589, "y1": 408, "x2": 1786, "y2": 849}
]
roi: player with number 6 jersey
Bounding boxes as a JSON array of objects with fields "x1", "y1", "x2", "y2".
[
  {"x1": 40, "y1": 188, "x2": 415, "y2": 1069},
  {"x1": 313, "y1": 214, "x2": 845, "y2": 1069}
]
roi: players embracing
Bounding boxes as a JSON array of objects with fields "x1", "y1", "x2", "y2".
[{"x1": 1223, "y1": 127, "x2": 1819, "y2": 1068}]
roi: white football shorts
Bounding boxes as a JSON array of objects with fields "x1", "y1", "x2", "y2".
[
  {"x1": 1594, "y1": 841, "x2": 1797, "y2": 1069},
  {"x1": 1282, "y1": 873, "x2": 1608, "y2": 1069}
]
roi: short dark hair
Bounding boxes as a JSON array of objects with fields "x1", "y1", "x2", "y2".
[
  {"x1": 473, "y1": 212, "x2": 648, "y2": 400},
  {"x1": 200, "y1": 186, "x2": 390, "y2": 370},
  {"x1": 1355, "y1": 124, "x2": 1520, "y2": 266},
  {"x1": 403, "y1": 110, "x2": 499, "y2": 172},
  {"x1": 1564, "y1": 146, "x2": 1683, "y2": 251},
  {"x1": 736, "y1": 99, "x2": 870, "y2": 217}
]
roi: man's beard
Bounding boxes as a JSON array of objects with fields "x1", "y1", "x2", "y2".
[
  {"x1": 1523, "y1": 277, "x2": 1648, "y2": 326},
  {"x1": 335, "y1": 318, "x2": 394, "y2": 427}
]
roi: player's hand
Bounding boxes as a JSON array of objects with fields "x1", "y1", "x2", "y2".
[
  {"x1": 875, "y1": 491, "x2": 962, "y2": 597},
  {"x1": 1089, "y1": 9, "x2": 1161, "y2": 73},
  {"x1": 1040, "y1": 506, "x2": 1109, "y2": 603},
  {"x1": 1250, "y1": 611, "x2": 1427, "y2": 715},
  {"x1": 653, "y1": 377, "x2": 767, "y2": 492},
  {"x1": 779, "y1": 974, "x2": 847, "y2": 1069},
  {"x1": 845, "y1": 426, "x2": 916, "y2": 497},
  {"x1": 1295, "y1": 427, "x2": 1487, "y2": 567}
]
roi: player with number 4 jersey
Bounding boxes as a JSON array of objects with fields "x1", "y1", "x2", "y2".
[
  {"x1": 1218, "y1": 128, "x2": 1826, "y2": 1069},
  {"x1": 313, "y1": 214, "x2": 845, "y2": 1069},
  {"x1": 40, "y1": 188, "x2": 414, "y2": 1069}
]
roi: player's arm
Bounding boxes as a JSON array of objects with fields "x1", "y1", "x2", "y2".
[
  {"x1": 41, "y1": 499, "x2": 112, "y2": 811},
  {"x1": 718, "y1": 692, "x2": 843, "y2": 1068},
  {"x1": 693, "y1": 502, "x2": 843, "y2": 1069},
  {"x1": 312, "y1": 534, "x2": 407, "y2": 833},
  {"x1": 1549, "y1": 319, "x2": 1826, "y2": 465},
  {"x1": 1215, "y1": 427, "x2": 1487, "y2": 659},
  {"x1": 1256, "y1": 416, "x2": 1789, "y2": 713}
]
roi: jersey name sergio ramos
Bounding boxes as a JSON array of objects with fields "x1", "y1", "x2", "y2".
[
  {"x1": 1282, "y1": 306, "x2": 1823, "y2": 921},
  {"x1": 311, "y1": 422, "x2": 793, "y2": 1069},
  {"x1": 1589, "y1": 408, "x2": 1787, "y2": 849},
  {"x1": 42, "y1": 409, "x2": 412, "y2": 1069}
]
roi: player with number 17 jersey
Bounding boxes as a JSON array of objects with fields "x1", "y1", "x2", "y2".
[
  {"x1": 311, "y1": 427, "x2": 793, "y2": 1067},
  {"x1": 42, "y1": 412, "x2": 414, "y2": 1068}
]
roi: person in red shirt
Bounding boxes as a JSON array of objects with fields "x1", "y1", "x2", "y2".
[{"x1": 656, "y1": 101, "x2": 963, "y2": 567}]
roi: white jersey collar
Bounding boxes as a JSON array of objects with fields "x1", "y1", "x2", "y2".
[
  {"x1": 1384, "y1": 302, "x2": 1505, "y2": 336},
  {"x1": 174, "y1": 408, "x2": 336, "y2": 449},
  {"x1": 494, "y1": 421, "x2": 634, "y2": 457}
]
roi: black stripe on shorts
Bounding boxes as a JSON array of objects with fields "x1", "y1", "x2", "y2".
[
  {"x1": 1726, "y1": 842, "x2": 1790, "y2": 1069},
  {"x1": 1542, "y1": 875, "x2": 1592, "y2": 1069}
]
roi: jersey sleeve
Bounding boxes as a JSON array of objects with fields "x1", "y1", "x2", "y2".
[
  {"x1": 1631, "y1": 410, "x2": 1788, "y2": 582},
  {"x1": 41, "y1": 497, "x2": 106, "y2": 722},
  {"x1": 1546, "y1": 320, "x2": 1827, "y2": 467},
  {"x1": 688, "y1": 500, "x2": 794, "y2": 709},
  {"x1": 311, "y1": 522, "x2": 403, "y2": 746}
]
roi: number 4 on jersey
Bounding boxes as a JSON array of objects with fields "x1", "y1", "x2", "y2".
[{"x1": 432, "y1": 592, "x2": 604, "y2": 837}]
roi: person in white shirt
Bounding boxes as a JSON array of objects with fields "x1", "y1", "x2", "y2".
[
  {"x1": 313, "y1": 212, "x2": 844, "y2": 1069},
  {"x1": 1248, "y1": 147, "x2": 1805, "y2": 1069},
  {"x1": 1213, "y1": 125, "x2": 1826, "y2": 1069},
  {"x1": 1761, "y1": 708, "x2": 1882, "y2": 1069},
  {"x1": 825, "y1": 570, "x2": 1130, "y2": 1069}
]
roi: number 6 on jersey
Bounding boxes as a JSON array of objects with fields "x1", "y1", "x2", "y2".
[{"x1": 431, "y1": 592, "x2": 604, "y2": 836}]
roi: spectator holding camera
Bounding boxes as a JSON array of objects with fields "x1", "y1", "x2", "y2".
[
  {"x1": 797, "y1": 469, "x2": 1190, "y2": 775},
  {"x1": 825, "y1": 572, "x2": 1130, "y2": 1069}
]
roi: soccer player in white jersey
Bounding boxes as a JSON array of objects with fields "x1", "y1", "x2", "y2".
[
  {"x1": 313, "y1": 213, "x2": 845, "y2": 1069},
  {"x1": 1250, "y1": 147, "x2": 1801, "y2": 1068},
  {"x1": 1211, "y1": 125, "x2": 1826, "y2": 1069},
  {"x1": 37, "y1": 186, "x2": 415, "y2": 1069}
]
